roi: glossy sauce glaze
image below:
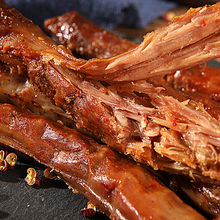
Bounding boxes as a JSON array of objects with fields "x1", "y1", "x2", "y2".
[
  {"x1": 167, "y1": 64, "x2": 220, "y2": 101},
  {"x1": 0, "y1": 103, "x2": 206, "y2": 220},
  {"x1": 44, "y1": 11, "x2": 137, "y2": 59}
]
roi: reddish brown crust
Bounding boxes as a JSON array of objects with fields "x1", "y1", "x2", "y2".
[
  {"x1": 0, "y1": 103, "x2": 206, "y2": 220},
  {"x1": 166, "y1": 64, "x2": 220, "y2": 102},
  {"x1": 2, "y1": 0, "x2": 220, "y2": 183},
  {"x1": 44, "y1": 11, "x2": 137, "y2": 59}
]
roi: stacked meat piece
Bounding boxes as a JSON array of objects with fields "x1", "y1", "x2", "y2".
[{"x1": 1, "y1": 0, "x2": 220, "y2": 219}]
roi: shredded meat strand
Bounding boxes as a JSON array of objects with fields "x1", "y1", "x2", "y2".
[{"x1": 75, "y1": 3, "x2": 220, "y2": 81}]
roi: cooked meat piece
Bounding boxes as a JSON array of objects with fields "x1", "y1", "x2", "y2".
[
  {"x1": 0, "y1": 0, "x2": 86, "y2": 72},
  {"x1": 76, "y1": 3, "x2": 220, "y2": 81},
  {"x1": 0, "y1": 103, "x2": 206, "y2": 220},
  {"x1": 44, "y1": 11, "x2": 137, "y2": 59},
  {"x1": 166, "y1": 64, "x2": 220, "y2": 102},
  {"x1": 0, "y1": 62, "x2": 75, "y2": 127},
  {"x1": 148, "y1": 68, "x2": 220, "y2": 122},
  {"x1": 3, "y1": 1, "x2": 220, "y2": 82},
  {"x1": 43, "y1": 8, "x2": 220, "y2": 124},
  {"x1": 2, "y1": 0, "x2": 220, "y2": 183},
  {"x1": 170, "y1": 175, "x2": 220, "y2": 219},
  {"x1": 2, "y1": 2, "x2": 220, "y2": 218}
]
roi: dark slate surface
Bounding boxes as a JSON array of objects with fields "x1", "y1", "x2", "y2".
[{"x1": 0, "y1": 159, "x2": 109, "y2": 220}]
